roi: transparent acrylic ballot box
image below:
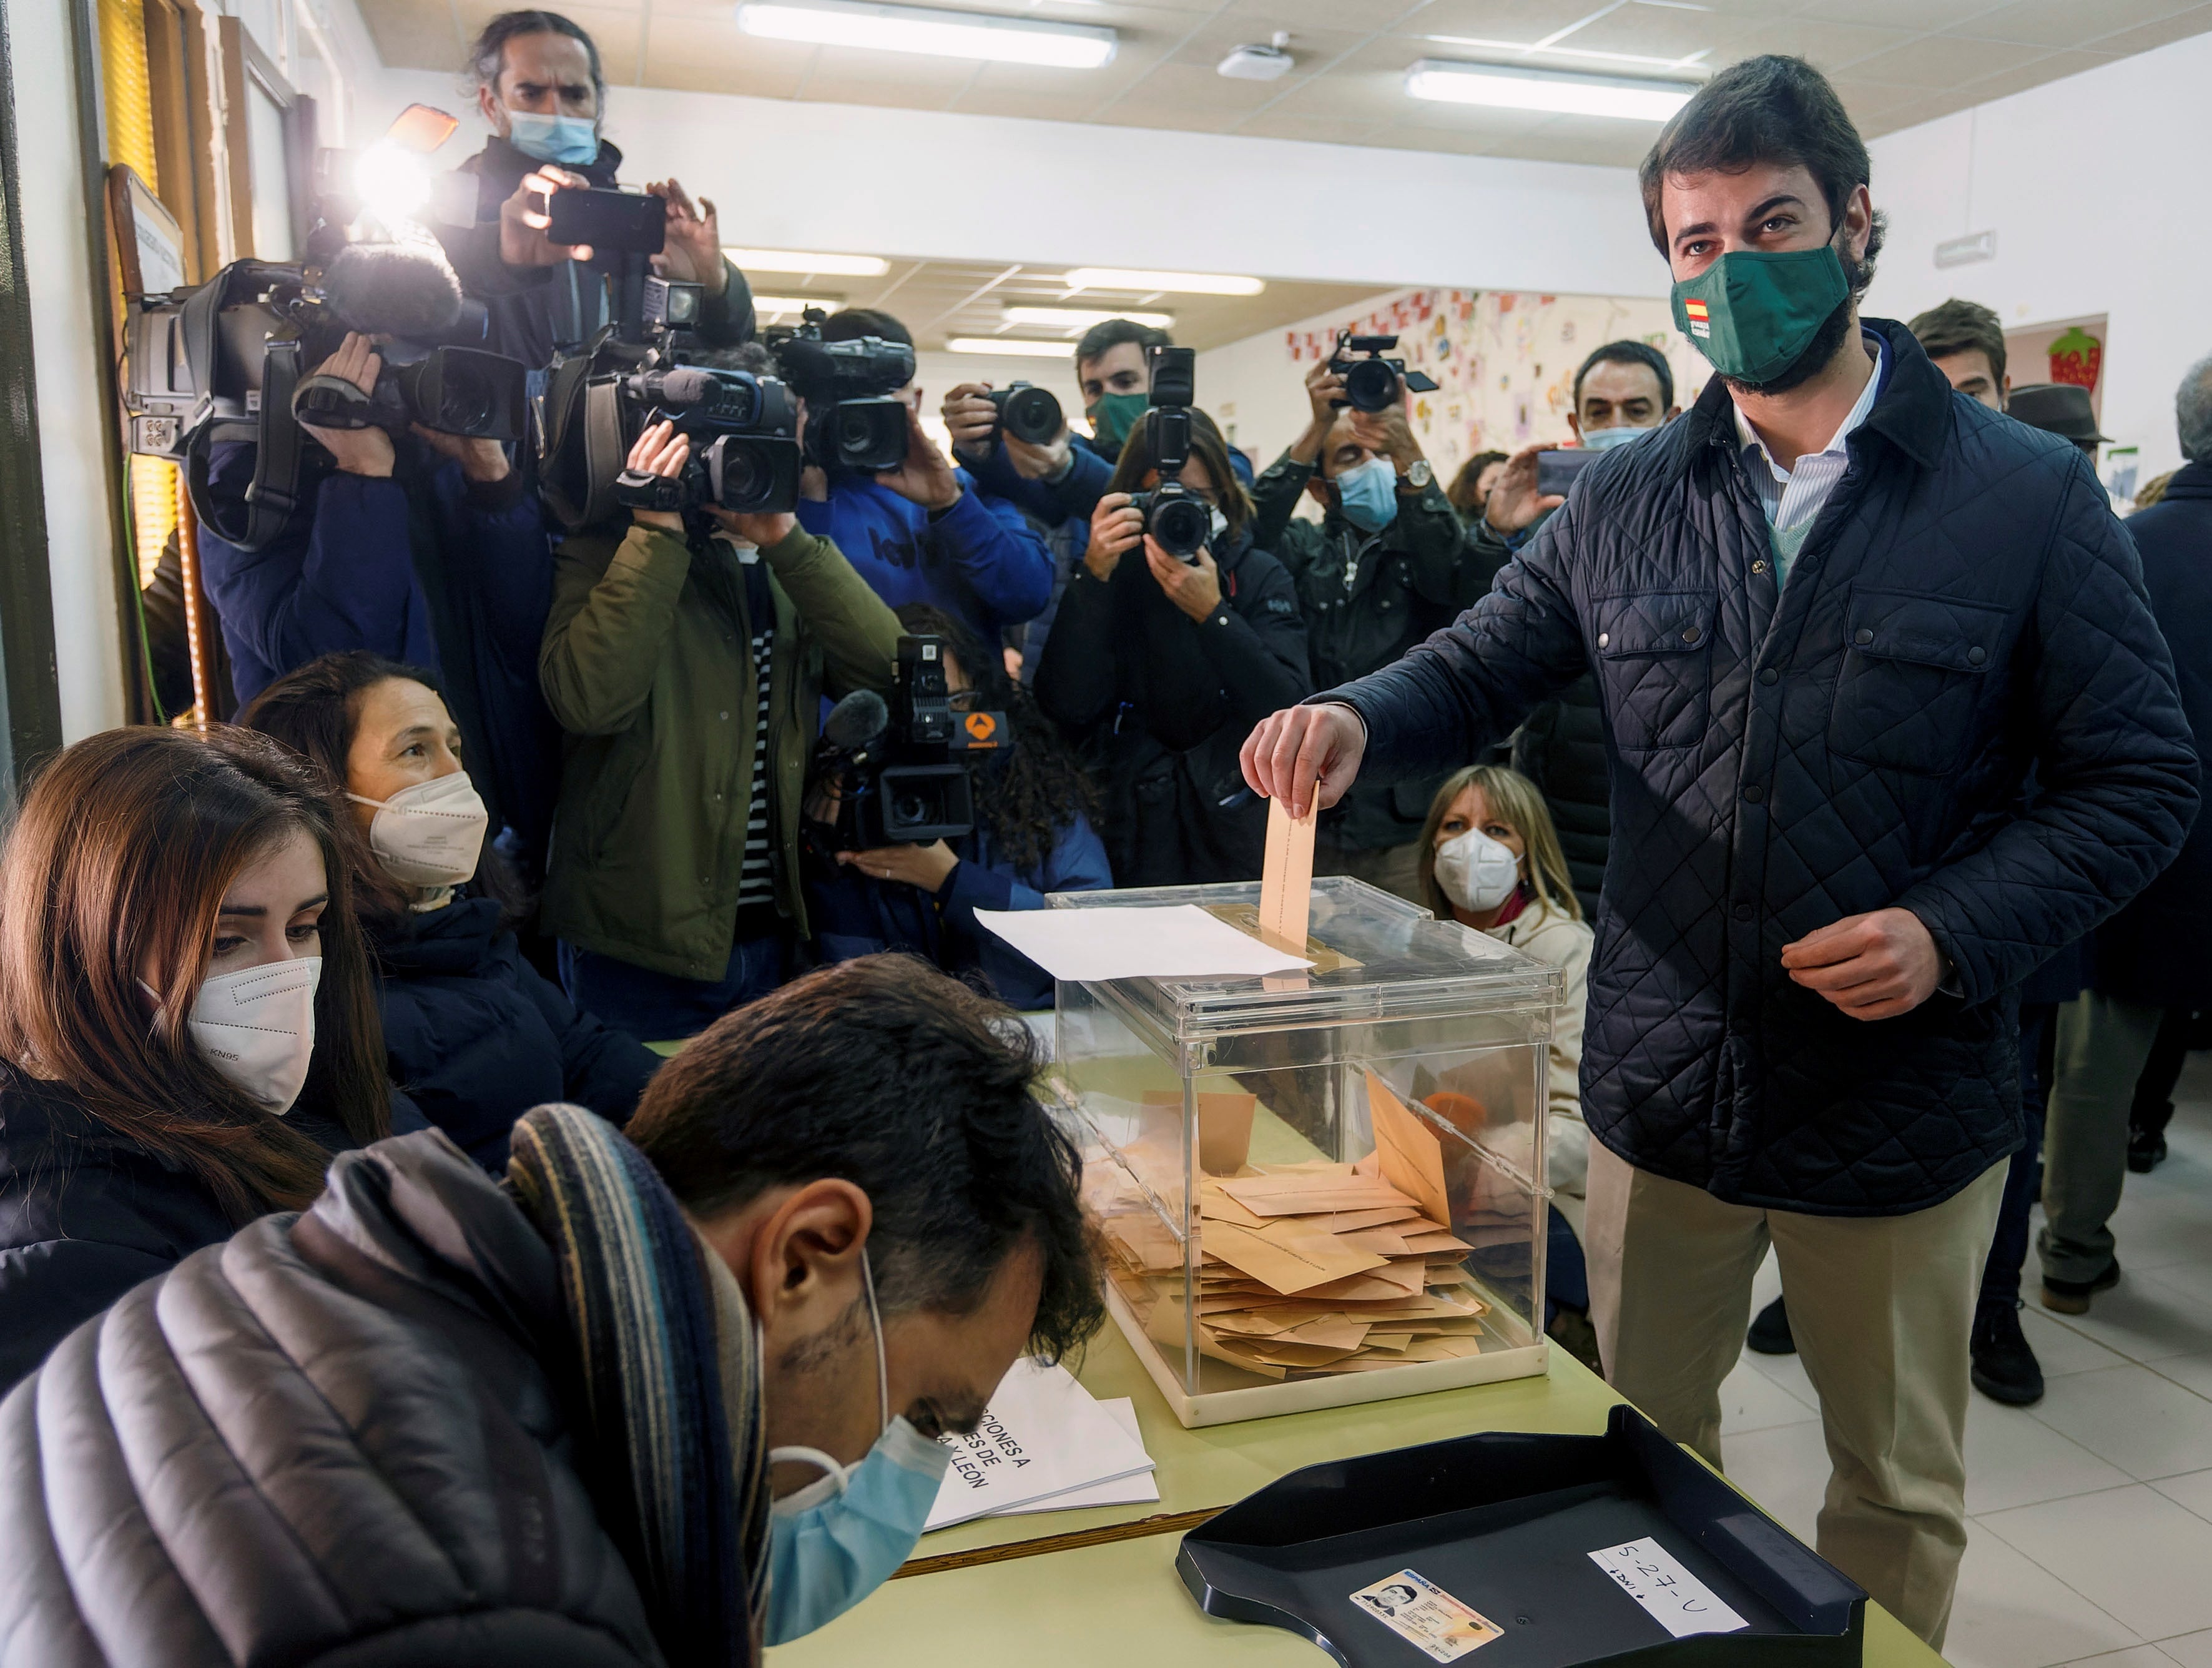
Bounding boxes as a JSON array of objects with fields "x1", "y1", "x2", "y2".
[{"x1": 1046, "y1": 877, "x2": 1563, "y2": 1428}]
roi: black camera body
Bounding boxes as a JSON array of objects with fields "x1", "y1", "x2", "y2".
[
  {"x1": 122, "y1": 255, "x2": 529, "y2": 551},
  {"x1": 610, "y1": 365, "x2": 802, "y2": 518},
  {"x1": 990, "y1": 381, "x2": 1063, "y2": 447},
  {"x1": 1129, "y1": 344, "x2": 1211, "y2": 561},
  {"x1": 1328, "y1": 330, "x2": 1440, "y2": 413},
  {"x1": 817, "y1": 636, "x2": 1006, "y2": 851},
  {"x1": 775, "y1": 311, "x2": 917, "y2": 474}
]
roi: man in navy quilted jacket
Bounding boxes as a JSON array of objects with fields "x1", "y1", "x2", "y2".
[{"x1": 1241, "y1": 56, "x2": 2196, "y2": 1649}]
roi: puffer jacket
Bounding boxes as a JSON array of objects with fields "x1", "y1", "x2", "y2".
[
  {"x1": 371, "y1": 894, "x2": 661, "y2": 1171},
  {"x1": 1327, "y1": 320, "x2": 2198, "y2": 1215},
  {"x1": 0, "y1": 1128, "x2": 667, "y2": 1666},
  {"x1": 1250, "y1": 453, "x2": 1480, "y2": 854}
]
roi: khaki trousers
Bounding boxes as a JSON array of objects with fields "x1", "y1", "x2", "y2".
[
  {"x1": 2040, "y1": 990, "x2": 2163, "y2": 1286},
  {"x1": 1586, "y1": 1144, "x2": 2005, "y2": 1649}
]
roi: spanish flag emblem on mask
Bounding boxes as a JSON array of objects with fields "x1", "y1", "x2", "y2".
[{"x1": 1683, "y1": 297, "x2": 1710, "y2": 338}]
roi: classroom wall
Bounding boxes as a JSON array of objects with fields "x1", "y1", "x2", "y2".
[
  {"x1": 1199, "y1": 287, "x2": 1706, "y2": 488},
  {"x1": 1861, "y1": 30, "x2": 2212, "y2": 480},
  {"x1": 361, "y1": 67, "x2": 1663, "y2": 301}
]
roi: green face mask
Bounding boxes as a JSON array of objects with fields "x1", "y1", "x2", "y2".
[
  {"x1": 1087, "y1": 392, "x2": 1150, "y2": 452},
  {"x1": 1671, "y1": 247, "x2": 1850, "y2": 385}
]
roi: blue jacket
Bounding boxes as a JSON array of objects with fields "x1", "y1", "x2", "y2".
[
  {"x1": 807, "y1": 811, "x2": 1111, "y2": 1010},
  {"x1": 199, "y1": 440, "x2": 565, "y2": 861},
  {"x1": 1327, "y1": 320, "x2": 2198, "y2": 1215},
  {"x1": 370, "y1": 893, "x2": 661, "y2": 1171},
  {"x1": 796, "y1": 473, "x2": 1053, "y2": 644},
  {"x1": 965, "y1": 432, "x2": 1118, "y2": 533}
]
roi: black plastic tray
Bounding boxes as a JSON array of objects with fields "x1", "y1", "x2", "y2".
[{"x1": 1177, "y1": 1404, "x2": 1864, "y2": 1666}]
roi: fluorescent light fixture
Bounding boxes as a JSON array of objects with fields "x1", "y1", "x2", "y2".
[
  {"x1": 1059, "y1": 267, "x2": 1264, "y2": 297},
  {"x1": 1404, "y1": 59, "x2": 1695, "y2": 121},
  {"x1": 947, "y1": 337, "x2": 1079, "y2": 358},
  {"x1": 725, "y1": 247, "x2": 890, "y2": 277},
  {"x1": 752, "y1": 294, "x2": 845, "y2": 315},
  {"x1": 735, "y1": 1, "x2": 1116, "y2": 67},
  {"x1": 1423, "y1": 33, "x2": 1709, "y2": 72},
  {"x1": 1001, "y1": 305, "x2": 1174, "y2": 331}
]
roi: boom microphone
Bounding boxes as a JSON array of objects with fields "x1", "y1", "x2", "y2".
[
  {"x1": 823, "y1": 689, "x2": 888, "y2": 753},
  {"x1": 321, "y1": 242, "x2": 481, "y2": 343}
]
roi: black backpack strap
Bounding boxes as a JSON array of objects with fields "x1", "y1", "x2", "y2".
[{"x1": 188, "y1": 338, "x2": 308, "y2": 553}]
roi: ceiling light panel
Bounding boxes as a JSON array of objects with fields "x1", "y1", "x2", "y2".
[
  {"x1": 752, "y1": 295, "x2": 847, "y2": 314},
  {"x1": 1001, "y1": 305, "x2": 1174, "y2": 330},
  {"x1": 947, "y1": 337, "x2": 1078, "y2": 357},
  {"x1": 726, "y1": 247, "x2": 891, "y2": 277},
  {"x1": 735, "y1": 1, "x2": 1117, "y2": 68},
  {"x1": 1059, "y1": 267, "x2": 1264, "y2": 297},
  {"x1": 1403, "y1": 60, "x2": 1696, "y2": 122}
]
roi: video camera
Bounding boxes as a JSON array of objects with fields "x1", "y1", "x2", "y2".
[
  {"x1": 989, "y1": 382, "x2": 1063, "y2": 448},
  {"x1": 607, "y1": 363, "x2": 802, "y2": 518},
  {"x1": 1127, "y1": 345, "x2": 1212, "y2": 562},
  {"x1": 774, "y1": 309, "x2": 917, "y2": 474},
  {"x1": 811, "y1": 636, "x2": 1005, "y2": 850},
  {"x1": 1328, "y1": 329, "x2": 1439, "y2": 413},
  {"x1": 122, "y1": 247, "x2": 529, "y2": 552}
]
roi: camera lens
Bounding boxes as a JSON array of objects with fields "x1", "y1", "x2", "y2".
[
  {"x1": 1343, "y1": 358, "x2": 1400, "y2": 413},
  {"x1": 719, "y1": 441, "x2": 763, "y2": 508},
  {"x1": 1001, "y1": 385, "x2": 1062, "y2": 447},
  {"x1": 1149, "y1": 493, "x2": 1211, "y2": 560},
  {"x1": 892, "y1": 791, "x2": 930, "y2": 829},
  {"x1": 434, "y1": 368, "x2": 495, "y2": 437}
]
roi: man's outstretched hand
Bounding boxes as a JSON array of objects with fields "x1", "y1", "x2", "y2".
[
  {"x1": 1781, "y1": 908, "x2": 1944, "y2": 1021},
  {"x1": 1239, "y1": 704, "x2": 1368, "y2": 820}
]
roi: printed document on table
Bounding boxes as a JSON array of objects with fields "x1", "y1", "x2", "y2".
[
  {"x1": 973, "y1": 904, "x2": 1312, "y2": 983},
  {"x1": 993, "y1": 1399, "x2": 1160, "y2": 1516},
  {"x1": 925, "y1": 1360, "x2": 1156, "y2": 1531}
]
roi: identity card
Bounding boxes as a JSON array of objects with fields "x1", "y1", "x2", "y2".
[{"x1": 1348, "y1": 1569, "x2": 1502, "y2": 1661}]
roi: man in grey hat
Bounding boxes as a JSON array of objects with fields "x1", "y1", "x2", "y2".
[{"x1": 2008, "y1": 382, "x2": 2111, "y2": 459}]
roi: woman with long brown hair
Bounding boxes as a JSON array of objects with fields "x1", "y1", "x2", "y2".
[
  {"x1": 0, "y1": 726, "x2": 396, "y2": 1393},
  {"x1": 242, "y1": 651, "x2": 658, "y2": 1169},
  {"x1": 1033, "y1": 405, "x2": 1310, "y2": 885}
]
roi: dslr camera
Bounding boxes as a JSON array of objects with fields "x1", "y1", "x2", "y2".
[
  {"x1": 1327, "y1": 329, "x2": 1439, "y2": 413},
  {"x1": 812, "y1": 636, "x2": 1006, "y2": 850},
  {"x1": 122, "y1": 248, "x2": 528, "y2": 552},
  {"x1": 988, "y1": 381, "x2": 1063, "y2": 447},
  {"x1": 774, "y1": 309, "x2": 917, "y2": 474},
  {"x1": 1127, "y1": 345, "x2": 1212, "y2": 562}
]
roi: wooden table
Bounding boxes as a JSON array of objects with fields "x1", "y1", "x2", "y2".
[{"x1": 768, "y1": 1325, "x2": 1948, "y2": 1665}]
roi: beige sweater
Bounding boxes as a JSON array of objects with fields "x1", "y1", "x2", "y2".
[{"x1": 1485, "y1": 902, "x2": 1594, "y2": 1224}]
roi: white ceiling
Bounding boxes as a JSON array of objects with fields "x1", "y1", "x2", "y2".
[{"x1": 363, "y1": 0, "x2": 2212, "y2": 170}]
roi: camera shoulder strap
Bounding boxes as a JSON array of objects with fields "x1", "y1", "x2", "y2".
[{"x1": 186, "y1": 338, "x2": 307, "y2": 553}]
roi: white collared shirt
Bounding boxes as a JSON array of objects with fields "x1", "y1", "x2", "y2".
[{"x1": 1733, "y1": 332, "x2": 1887, "y2": 585}]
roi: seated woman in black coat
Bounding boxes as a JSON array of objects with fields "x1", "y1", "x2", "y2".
[
  {"x1": 1034, "y1": 407, "x2": 1311, "y2": 886},
  {"x1": 0, "y1": 726, "x2": 396, "y2": 1394},
  {"x1": 244, "y1": 651, "x2": 659, "y2": 1170}
]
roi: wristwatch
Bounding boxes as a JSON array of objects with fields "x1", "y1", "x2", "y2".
[{"x1": 1399, "y1": 458, "x2": 1433, "y2": 490}]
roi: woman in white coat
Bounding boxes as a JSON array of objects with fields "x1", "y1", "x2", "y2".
[{"x1": 1417, "y1": 764, "x2": 1596, "y2": 1365}]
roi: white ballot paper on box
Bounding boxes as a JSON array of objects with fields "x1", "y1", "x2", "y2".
[
  {"x1": 925, "y1": 1360, "x2": 1157, "y2": 1531},
  {"x1": 973, "y1": 904, "x2": 1312, "y2": 984}
]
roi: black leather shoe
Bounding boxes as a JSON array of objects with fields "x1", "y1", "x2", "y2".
[
  {"x1": 1746, "y1": 1296, "x2": 1796, "y2": 1356},
  {"x1": 1971, "y1": 1304, "x2": 2045, "y2": 1406},
  {"x1": 2128, "y1": 1123, "x2": 2169, "y2": 1174},
  {"x1": 2041, "y1": 1257, "x2": 2121, "y2": 1315}
]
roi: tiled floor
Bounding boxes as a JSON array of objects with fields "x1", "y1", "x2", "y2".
[{"x1": 1716, "y1": 1053, "x2": 2212, "y2": 1667}]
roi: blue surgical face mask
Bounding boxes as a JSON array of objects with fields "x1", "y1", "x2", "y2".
[
  {"x1": 1581, "y1": 423, "x2": 1655, "y2": 452},
  {"x1": 765, "y1": 1253, "x2": 953, "y2": 1644},
  {"x1": 1334, "y1": 454, "x2": 1399, "y2": 533},
  {"x1": 505, "y1": 109, "x2": 599, "y2": 167}
]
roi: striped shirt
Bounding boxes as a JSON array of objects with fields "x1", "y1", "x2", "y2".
[
  {"x1": 1733, "y1": 331, "x2": 1887, "y2": 586},
  {"x1": 731, "y1": 541, "x2": 777, "y2": 913}
]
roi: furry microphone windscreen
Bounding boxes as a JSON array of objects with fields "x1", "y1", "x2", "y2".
[{"x1": 322, "y1": 243, "x2": 465, "y2": 340}]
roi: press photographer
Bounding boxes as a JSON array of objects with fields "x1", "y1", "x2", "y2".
[
  {"x1": 434, "y1": 9, "x2": 755, "y2": 367},
  {"x1": 790, "y1": 308, "x2": 1054, "y2": 645},
  {"x1": 803, "y1": 606, "x2": 1110, "y2": 1010},
  {"x1": 538, "y1": 342, "x2": 904, "y2": 1039},
  {"x1": 1249, "y1": 334, "x2": 1474, "y2": 900},
  {"x1": 150, "y1": 242, "x2": 563, "y2": 864},
  {"x1": 1034, "y1": 348, "x2": 1309, "y2": 886}
]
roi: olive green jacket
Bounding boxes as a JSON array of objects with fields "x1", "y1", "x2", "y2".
[{"x1": 538, "y1": 520, "x2": 902, "y2": 981}]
